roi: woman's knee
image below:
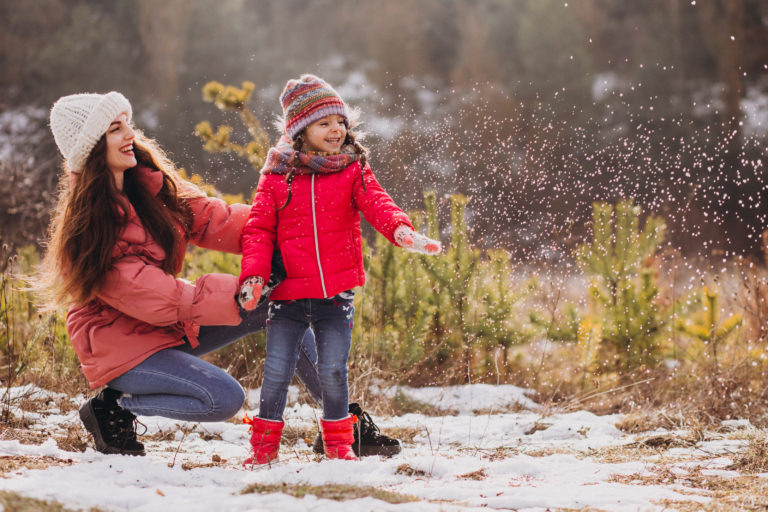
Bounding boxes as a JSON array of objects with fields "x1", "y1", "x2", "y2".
[{"x1": 206, "y1": 378, "x2": 245, "y2": 421}]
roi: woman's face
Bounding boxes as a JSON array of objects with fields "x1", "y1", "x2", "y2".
[
  {"x1": 105, "y1": 113, "x2": 137, "y2": 176},
  {"x1": 302, "y1": 114, "x2": 347, "y2": 153}
]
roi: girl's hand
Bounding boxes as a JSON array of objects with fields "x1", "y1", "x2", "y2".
[
  {"x1": 394, "y1": 225, "x2": 442, "y2": 255},
  {"x1": 238, "y1": 276, "x2": 264, "y2": 311}
]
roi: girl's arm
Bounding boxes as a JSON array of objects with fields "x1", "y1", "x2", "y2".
[
  {"x1": 239, "y1": 174, "x2": 277, "y2": 285},
  {"x1": 351, "y1": 163, "x2": 414, "y2": 244},
  {"x1": 97, "y1": 256, "x2": 242, "y2": 327}
]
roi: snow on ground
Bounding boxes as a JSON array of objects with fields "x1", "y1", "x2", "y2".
[{"x1": 0, "y1": 383, "x2": 755, "y2": 511}]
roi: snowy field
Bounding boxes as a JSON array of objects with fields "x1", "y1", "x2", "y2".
[{"x1": 0, "y1": 383, "x2": 766, "y2": 511}]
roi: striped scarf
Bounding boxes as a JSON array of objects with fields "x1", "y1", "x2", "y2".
[
  {"x1": 260, "y1": 135, "x2": 360, "y2": 176},
  {"x1": 261, "y1": 135, "x2": 363, "y2": 210}
]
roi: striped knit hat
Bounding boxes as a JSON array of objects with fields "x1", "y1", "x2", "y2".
[{"x1": 280, "y1": 74, "x2": 347, "y2": 140}]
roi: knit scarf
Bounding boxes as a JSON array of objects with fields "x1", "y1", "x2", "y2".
[
  {"x1": 261, "y1": 135, "x2": 363, "y2": 210},
  {"x1": 260, "y1": 134, "x2": 360, "y2": 176}
]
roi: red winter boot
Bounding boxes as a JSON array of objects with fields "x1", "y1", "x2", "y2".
[
  {"x1": 321, "y1": 415, "x2": 359, "y2": 461},
  {"x1": 243, "y1": 415, "x2": 284, "y2": 465}
]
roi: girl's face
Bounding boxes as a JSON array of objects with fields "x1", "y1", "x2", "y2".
[
  {"x1": 105, "y1": 113, "x2": 137, "y2": 176},
  {"x1": 302, "y1": 114, "x2": 347, "y2": 153}
]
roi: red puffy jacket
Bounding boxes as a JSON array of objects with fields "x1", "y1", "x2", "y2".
[
  {"x1": 240, "y1": 161, "x2": 413, "y2": 300},
  {"x1": 66, "y1": 166, "x2": 250, "y2": 388}
]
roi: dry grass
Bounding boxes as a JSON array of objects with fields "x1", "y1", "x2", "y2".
[
  {"x1": 726, "y1": 436, "x2": 768, "y2": 473},
  {"x1": 457, "y1": 468, "x2": 488, "y2": 480},
  {"x1": 388, "y1": 390, "x2": 458, "y2": 416},
  {"x1": 522, "y1": 447, "x2": 576, "y2": 458},
  {"x1": 180, "y1": 454, "x2": 231, "y2": 471},
  {"x1": 615, "y1": 465, "x2": 768, "y2": 511},
  {"x1": 473, "y1": 446, "x2": 520, "y2": 460},
  {"x1": 395, "y1": 463, "x2": 428, "y2": 477},
  {"x1": 281, "y1": 423, "x2": 316, "y2": 448},
  {"x1": 0, "y1": 490, "x2": 78, "y2": 512},
  {"x1": 0, "y1": 455, "x2": 75, "y2": 476},
  {"x1": 52, "y1": 424, "x2": 89, "y2": 453},
  {"x1": 524, "y1": 421, "x2": 552, "y2": 435},
  {"x1": 615, "y1": 409, "x2": 679, "y2": 433},
  {"x1": 383, "y1": 426, "x2": 423, "y2": 445},
  {"x1": 241, "y1": 482, "x2": 419, "y2": 504}
]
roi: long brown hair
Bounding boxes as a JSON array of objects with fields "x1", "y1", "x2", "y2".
[{"x1": 36, "y1": 131, "x2": 195, "y2": 310}]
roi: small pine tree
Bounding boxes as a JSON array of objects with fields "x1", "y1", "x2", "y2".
[
  {"x1": 574, "y1": 200, "x2": 668, "y2": 372},
  {"x1": 676, "y1": 285, "x2": 742, "y2": 370},
  {"x1": 471, "y1": 249, "x2": 538, "y2": 380}
]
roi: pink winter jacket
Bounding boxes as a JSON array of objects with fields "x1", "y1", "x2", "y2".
[
  {"x1": 66, "y1": 166, "x2": 250, "y2": 389},
  {"x1": 239, "y1": 161, "x2": 413, "y2": 300}
]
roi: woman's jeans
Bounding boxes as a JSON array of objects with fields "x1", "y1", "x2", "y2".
[
  {"x1": 259, "y1": 293, "x2": 355, "y2": 422},
  {"x1": 109, "y1": 301, "x2": 324, "y2": 422}
]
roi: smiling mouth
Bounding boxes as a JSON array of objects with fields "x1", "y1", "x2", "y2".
[{"x1": 120, "y1": 144, "x2": 134, "y2": 154}]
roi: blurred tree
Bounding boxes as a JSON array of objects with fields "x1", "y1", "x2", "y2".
[
  {"x1": 194, "y1": 80, "x2": 270, "y2": 175},
  {"x1": 137, "y1": 0, "x2": 192, "y2": 103},
  {"x1": 696, "y1": 0, "x2": 745, "y2": 141}
]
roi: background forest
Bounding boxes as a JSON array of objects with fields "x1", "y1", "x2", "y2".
[{"x1": 2, "y1": 0, "x2": 768, "y2": 421}]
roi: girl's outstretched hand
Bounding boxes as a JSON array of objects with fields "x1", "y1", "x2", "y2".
[
  {"x1": 394, "y1": 225, "x2": 442, "y2": 255},
  {"x1": 238, "y1": 276, "x2": 264, "y2": 311}
]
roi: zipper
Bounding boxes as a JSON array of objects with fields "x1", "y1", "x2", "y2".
[{"x1": 311, "y1": 174, "x2": 328, "y2": 296}]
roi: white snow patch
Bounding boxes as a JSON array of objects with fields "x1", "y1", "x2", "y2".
[{"x1": 0, "y1": 384, "x2": 727, "y2": 511}]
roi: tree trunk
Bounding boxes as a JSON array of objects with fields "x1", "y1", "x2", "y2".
[
  {"x1": 137, "y1": 0, "x2": 192, "y2": 103},
  {"x1": 696, "y1": 0, "x2": 745, "y2": 141}
]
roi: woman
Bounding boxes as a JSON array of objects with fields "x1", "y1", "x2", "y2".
[{"x1": 38, "y1": 91, "x2": 400, "y2": 458}]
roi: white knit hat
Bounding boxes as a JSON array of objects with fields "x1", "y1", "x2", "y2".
[{"x1": 49, "y1": 92, "x2": 132, "y2": 173}]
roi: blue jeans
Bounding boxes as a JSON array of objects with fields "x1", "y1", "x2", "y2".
[
  {"x1": 259, "y1": 292, "x2": 354, "y2": 422},
  {"x1": 109, "y1": 302, "x2": 324, "y2": 422}
]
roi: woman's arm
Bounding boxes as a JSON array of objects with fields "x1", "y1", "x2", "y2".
[
  {"x1": 185, "y1": 194, "x2": 251, "y2": 254},
  {"x1": 97, "y1": 256, "x2": 242, "y2": 327}
]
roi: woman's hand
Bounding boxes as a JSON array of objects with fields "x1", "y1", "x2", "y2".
[
  {"x1": 394, "y1": 225, "x2": 442, "y2": 255},
  {"x1": 238, "y1": 276, "x2": 264, "y2": 311}
]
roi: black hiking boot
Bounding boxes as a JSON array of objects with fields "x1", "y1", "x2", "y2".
[
  {"x1": 79, "y1": 387, "x2": 145, "y2": 456},
  {"x1": 312, "y1": 403, "x2": 401, "y2": 457}
]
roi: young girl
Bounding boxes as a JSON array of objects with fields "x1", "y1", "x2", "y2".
[{"x1": 238, "y1": 74, "x2": 441, "y2": 464}]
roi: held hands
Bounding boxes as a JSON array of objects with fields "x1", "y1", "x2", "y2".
[
  {"x1": 238, "y1": 276, "x2": 264, "y2": 311},
  {"x1": 394, "y1": 225, "x2": 442, "y2": 255}
]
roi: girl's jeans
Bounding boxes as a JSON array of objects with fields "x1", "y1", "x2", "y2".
[
  {"x1": 259, "y1": 293, "x2": 355, "y2": 422},
  {"x1": 109, "y1": 301, "x2": 324, "y2": 422}
]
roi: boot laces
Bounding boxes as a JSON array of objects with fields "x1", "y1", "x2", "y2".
[
  {"x1": 106, "y1": 407, "x2": 145, "y2": 445},
  {"x1": 357, "y1": 410, "x2": 381, "y2": 439}
]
